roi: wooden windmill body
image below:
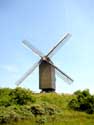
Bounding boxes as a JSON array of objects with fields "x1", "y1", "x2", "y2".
[
  {"x1": 15, "y1": 33, "x2": 73, "y2": 92},
  {"x1": 39, "y1": 60, "x2": 56, "y2": 92}
]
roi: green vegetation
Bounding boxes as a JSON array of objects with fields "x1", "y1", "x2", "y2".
[
  {"x1": 0, "y1": 87, "x2": 94, "y2": 125},
  {"x1": 69, "y1": 89, "x2": 94, "y2": 114}
]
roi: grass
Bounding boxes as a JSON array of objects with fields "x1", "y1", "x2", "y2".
[{"x1": 0, "y1": 87, "x2": 94, "y2": 125}]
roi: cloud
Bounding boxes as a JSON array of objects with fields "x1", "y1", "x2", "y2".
[{"x1": 1, "y1": 64, "x2": 19, "y2": 73}]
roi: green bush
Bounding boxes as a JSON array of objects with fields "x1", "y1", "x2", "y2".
[
  {"x1": 31, "y1": 104, "x2": 45, "y2": 116},
  {"x1": 69, "y1": 89, "x2": 94, "y2": 114},
  {"x1": 0, "y1": 87, "x2": 36, "y2": 106},
  {"x1": 0, "y1": 96, "x2": 11, "y2": 107},
  {"x1": 0, "y1": 88, "x2": 12, "y2": 96},
  {"x1": 74, "y1": 90, "x2": 81, "y2": 95},
  {"x1": 42, "y1": 103, "x2": 60, "y2": 115},
  {"x1": 36, "y1": 116, "x2": 47, "y2": 124},
  {"x1": 0, "y1": 107, "x2": 20, "y2": 124},
  {"x1": 0, "y1": 88, "x2": 12, "y2": 107},
  {"x1": 9, "y1": 87, "x2": 36, "y2": 105}
]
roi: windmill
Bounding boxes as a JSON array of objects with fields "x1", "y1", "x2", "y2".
[{"x1": 15, "y1": 33, "x2": 73, "y2": 92}]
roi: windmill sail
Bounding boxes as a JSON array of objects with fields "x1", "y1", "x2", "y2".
[
  {"x1": 22, "y1": 40, "x2": 44, "y2": 58},
  {"x1": 55, "y1": 69, "x2": 73, "y2": 84},
  {"x1": 47, "y1": 61, "x2": 73, "y2": 84},
  {"x1": 15, "y1": 60, "x2": 41, "y2": 86},
  {"x1": 46, "y1": 33, "x2": 71, "y2": 58}
]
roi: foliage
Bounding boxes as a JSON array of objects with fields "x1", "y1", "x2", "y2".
[
  {"x1": 42, "y1": 102, "x2": 60, "y2": 115},
  {"x1": 0, "y1": 88, "x2": 12, "y2": 107},
  {"x1": 30, "y1": 104, "x2": 45, "y2": 116},
  {"x1": 35, "y1": 93, "x2": 73, "y2": 110},
  {"x1": 0, "y1": 87, "x2": 36, "y2": 106},
  {"x1": 74, "y1": 90, "x2": 81, "y2": 95},
  {"x1": 9, "y1": 87, "x2": 36, "y2": 105},
  {"x1": 69, "y1": 89, "x2": 94, "y2": 114},
  {"x1": 36, "y1": 116, "x2": 47, "y2": 124},
  {"x1": 0, "y1": 87, "x2": 94, "y2": 124}
]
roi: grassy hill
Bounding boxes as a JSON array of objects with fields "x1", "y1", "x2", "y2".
[{"x1": 0, "y1": 87, "x2": 94, "y2": 125}]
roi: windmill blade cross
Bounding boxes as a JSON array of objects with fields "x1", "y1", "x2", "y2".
[
  {"x1": 15, "y1": 60, "x2": 41, "y2": 86},
  {"x1": 22, "y1": 40, "x2": 44, "y2": 58},
  {"x1": 46, "y1": 33, "x2": 71, "y2": 58}
]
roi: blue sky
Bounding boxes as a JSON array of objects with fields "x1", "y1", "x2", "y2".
[{"x1": 0, "y1": 0, "x2": 94, "y2": 93}]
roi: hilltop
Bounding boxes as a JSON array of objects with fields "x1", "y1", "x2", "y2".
[{"x1": 0, "y1": 87, "x2": 94, "y2": 125}]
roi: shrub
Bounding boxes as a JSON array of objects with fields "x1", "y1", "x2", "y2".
[
  {"x1": 0, "y1": 88, "x2": 12, "y2": 96},
  {"x1": 31, "y1": 104, "x2": 45, "y2": 116},
  {"x1": 74, "y1": 90, "x2": 81, "y2": 95},
  {"x1": 9, "y1": 87, "x2": 36, "y2": 105},
  {"x1": 43, "y1": 103, "x2": 60, "y2": 115},
  {"x1": 69, "y1": 89, "x2": 94, "y2": 114},
  {"x1": 36, "y1": 116, "x2": 47, "y2": 124},
  {"x1": 0, "y1": 107, "x2": 20, "y2": 124},
  {"x1": 69, "y1": 98, "x2": 80, "y2": 110},
  {"x1": 45, "y1": 105, "x2": 57, "y2": 115},
  {"x1": 0, "y1": 88, "x2": 12, "y2": 107},
  {"x1": 0, "y1": 96, "x2": 11, "y2": 107}
]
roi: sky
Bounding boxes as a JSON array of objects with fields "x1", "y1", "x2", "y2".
[{"x1": 0, "y1": 0, "x2": 94, "y2": 94}]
